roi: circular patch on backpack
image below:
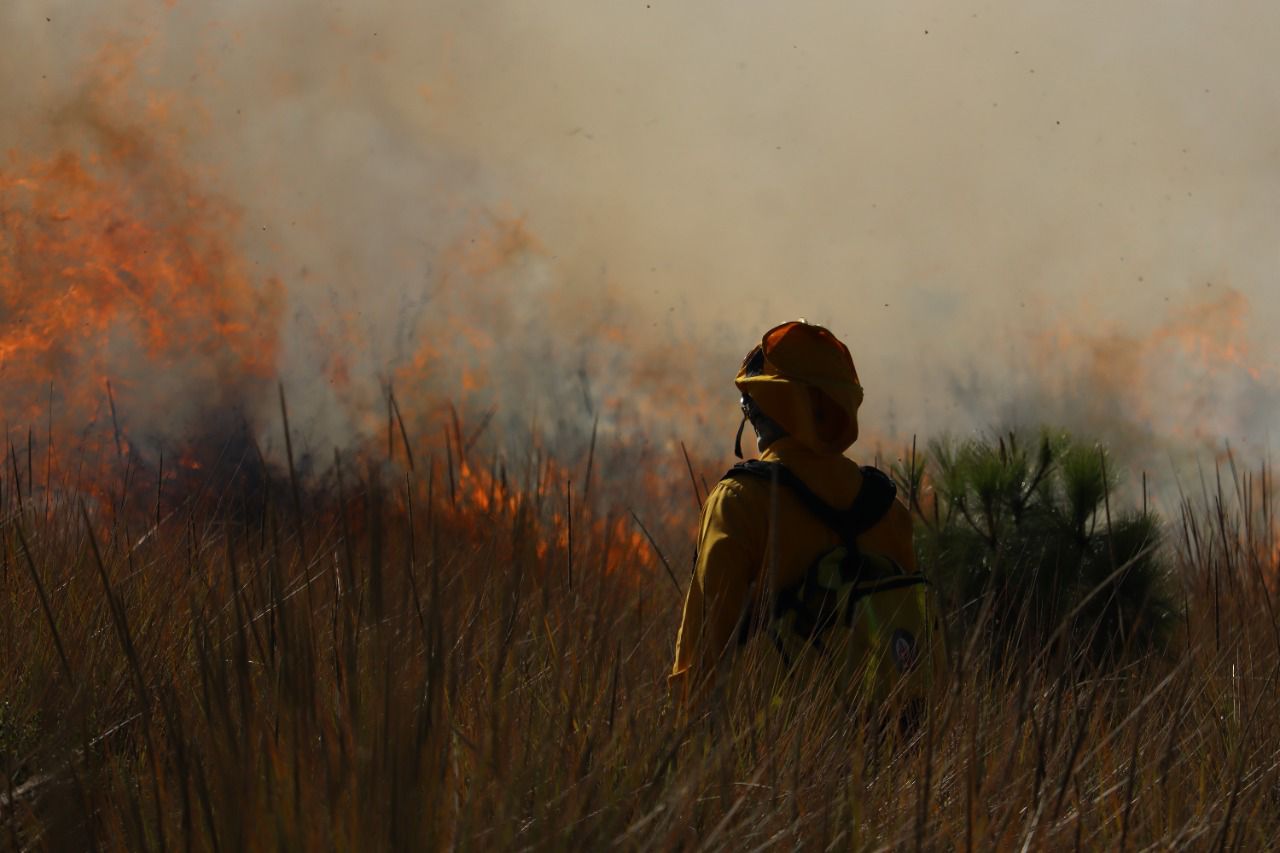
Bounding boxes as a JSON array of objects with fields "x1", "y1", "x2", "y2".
[{"x1": 890, "y1": 629, "x2": 917, "y2": 672}]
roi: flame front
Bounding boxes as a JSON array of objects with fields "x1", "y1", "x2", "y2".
[{"x1": 0, "y1": 142, "x2": 282, "y2": 473}]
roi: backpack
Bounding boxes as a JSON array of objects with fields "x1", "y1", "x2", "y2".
[{"x1": 726, "y1": 460, "x2": 944, "y2": 714}]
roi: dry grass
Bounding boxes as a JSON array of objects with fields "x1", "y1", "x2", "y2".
[{"x1": 2, "y1": 427, "x2": 1279, "y2": 851}]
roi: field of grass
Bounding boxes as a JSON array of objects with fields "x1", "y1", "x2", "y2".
[{"x1": 2, "y1": 423, "x2": 1279, "y2": 850}]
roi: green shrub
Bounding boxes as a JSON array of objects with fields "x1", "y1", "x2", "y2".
[{"x1": 894, "y1": 429, "x2": 1177, "y2": 667}]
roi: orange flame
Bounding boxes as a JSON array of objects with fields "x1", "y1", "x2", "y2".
[{"x1": 0, "y1": 146, "x2": 283, "y2": 458}]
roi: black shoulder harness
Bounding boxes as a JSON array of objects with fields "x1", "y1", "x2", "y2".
[{"x1": 724, "y1": 460, "x2": 897, "y2": 543}]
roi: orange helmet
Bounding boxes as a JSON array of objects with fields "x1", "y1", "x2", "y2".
[{"x1": 735, "y1": 320, "x2": 863, "y2": 456}]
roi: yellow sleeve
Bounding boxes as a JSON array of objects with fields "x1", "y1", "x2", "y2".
[{"x1": 669, "y1": 480, "x2": 763, "y2": 702}]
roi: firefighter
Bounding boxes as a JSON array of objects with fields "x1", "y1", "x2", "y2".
[{"x1": 669, "y1": 320, "x2": 931, "y2": 708}]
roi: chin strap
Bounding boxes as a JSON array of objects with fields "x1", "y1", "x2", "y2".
[{"x1": 734, "y1": 414, "x2": 748, "y2": 459}]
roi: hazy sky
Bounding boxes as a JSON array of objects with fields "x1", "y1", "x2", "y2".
[{"x1": 3, "y1": 1, "x2": 1278, "y2": 459}]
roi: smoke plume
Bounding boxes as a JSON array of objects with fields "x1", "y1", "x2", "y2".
[{"x1": 2, "y1": 1, "x2": 1277, "y2": 477}]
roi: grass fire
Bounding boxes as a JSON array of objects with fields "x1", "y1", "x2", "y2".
[{"x1": 5, "y1": 3, "x2": 1280, "y2": 850}]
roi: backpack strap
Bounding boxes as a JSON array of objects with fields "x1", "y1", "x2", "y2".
[
  {"x1": 724, "y1": 460, "x2": 902, "y2": 651},
  {"x1": 725, "y1": 460, "x2": 897, "y2": 545}
]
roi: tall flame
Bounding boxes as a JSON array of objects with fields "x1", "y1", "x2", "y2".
[{"x1": 0, "y1": 145, "x2": 283, "y2": 468}]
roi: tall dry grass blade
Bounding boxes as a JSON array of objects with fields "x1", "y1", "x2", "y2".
[
  {"x1": 1049, "y1": 678, "x2": 1104, "y2": 823},
  {"x1": 1100, "y1": 450, "x2": 1116, "y2": 572},
  {"x1": 449, "y1": 404, "x2": 466, "y2": 465},
  {"x1": 390, "y1": 388, "x2": 415, "y2": 471},
  {"x1": 333, "y1": 449, "x2": 357, "y2": 599},
  {"x1": 80, "y1": 500, "x2": 168, "y2": 853},
  {"x1": 155, "y1": 450, "x2": 164, "y2": 529},
  {"x1": 403, "y1": 472, "x2": 427, "y2": 644},
  {"x1": 566, "y1": 478, "x2": 573, "y2": 593},
  {"x1": 13, "y1": 520, "x2": 74, "y2": 684},
  {"x1": 43, "y1": 382, "x2": 53, "y2": 522},
  {"x1": 487, "y1": 449, "x2": 498, "y2": 513},
  {"x1": 915, "y1": 694, "x2": 938, "y2": 852},
  {"x1": 679, "y1": 441, "x2": 702, "y2": 511},
  {"x1": 386, "y1": 383, "x2": 395, "y2": 464},
  {"x1": 463, "y1": 406, "x2": 496, "y2": 458},
  {"x1": 189, "y1": 737, "x2": 221, "y2": 853},
  {"x1": 606, "y1": 640, "x2": 621, "y2": 734},
  {"x1": 368, "y1": 473, "x2": 386, "y2": 622},
  {"x1": 909, "y1": 433, "x2": 919, "y2": 513},
  {"x1": 277, "y1": 382, "x2": 306, "y2": 556},
  {"x1": 105, "y1": 379, "x2": 124, "y2": 473},
  {"x1": 628, "y1": 510, "x2": 681, "y2": 597},
  {"x1": 582, "y1": 413, "x2": 599, "y2": 507},
  {"x1": 443, "y1": 425, "x2": 457, "y2": 509},
  {"x1": 159, "y1": 685, "x2": 195, "y2": 853},
  {"x1": 0, "y1": 483, "x2": 6, "y2": 581},
  {"x1": 10, "y1": 443, "x2": 22, "y2": 510},
  {"x1": 1117, "y1": 694, "x2": 1147, "y2": 852}
]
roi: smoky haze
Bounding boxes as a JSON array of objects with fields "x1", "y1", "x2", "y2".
[{"x1": 2, "y1": 1, "x2": 1278, "y2": 469}]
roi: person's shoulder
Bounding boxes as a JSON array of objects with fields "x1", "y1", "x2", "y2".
[
  {"x1": 704, "y1": 466, "x2": 772, "y2": 516},
  {"x1": 708, "y1": 467, "x2": 762, "y2": 501}
]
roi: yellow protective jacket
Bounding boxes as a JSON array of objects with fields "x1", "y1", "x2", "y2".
[{"x1": 669, "y1": 436, "x2": 917, "y2": 702}]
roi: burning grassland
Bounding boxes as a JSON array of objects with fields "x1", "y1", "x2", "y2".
[
  {"x1": 6, "y1": 12, "x2": 1280, "y2": 851},
  {"x1": 0, "y1": 38, "x2": 732, "y2": 530}
]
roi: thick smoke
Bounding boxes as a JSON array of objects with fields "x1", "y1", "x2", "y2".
[{"x1": 2, "y1": 1, "x2": 1277, "y2": 473}]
